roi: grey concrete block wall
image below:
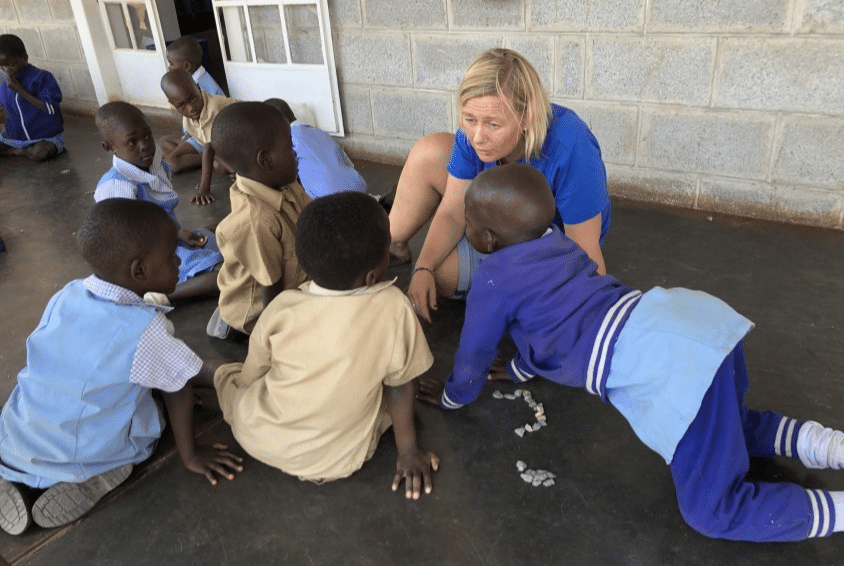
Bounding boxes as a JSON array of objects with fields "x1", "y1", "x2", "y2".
[
  {"x1": 0, "y1": 2, "x2": 96, "y2": 114},
  {"x1": 331, "y1": 0, "x2": 844, "y2": 230}
]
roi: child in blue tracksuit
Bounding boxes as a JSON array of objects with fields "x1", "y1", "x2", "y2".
[
  {"x1": 0, "y1": 199, "x2": 242, "y2": 536},
  {"x1": 436, "y1": 163, "x2": 844, "y2": 542},
  {"x1": 94, "y1": 101, "x2": 223, "y2": 304},
  {"x1": 0, "y1": 34, "x2": 63, "y2": 161}
]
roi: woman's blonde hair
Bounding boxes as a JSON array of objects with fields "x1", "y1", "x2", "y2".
[{"x1": 458, "y1": 48, "x2": 551, "y2": 160}]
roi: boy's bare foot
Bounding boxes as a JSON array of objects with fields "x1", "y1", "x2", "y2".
[
  {"x1": 389, "y1": 241, "x2": 411, "y2": 265},
  {"x1": 487, "y1": 352, "x2": 512, "y2": 381}
]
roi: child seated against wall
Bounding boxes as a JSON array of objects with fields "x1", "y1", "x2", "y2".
[
  {"x1": 160, "y1": 69, "x2": 236, "y2": 204},
  {"x1": 263, "y1": 98, "x2": 367, "y2": 199},
  {"x1": 206, "y1": 101, "x2": 311, "y2": 339},
  {"x1": 214, "y1": 191, "x2": 439, "y2": 497},
  {"x1": 94, "y1": 101, "x2": 222, "y2": 305},
  {"x1": 0, "y1": 199, "x2": 242, "y2": 536},
  {"x1": 0, "y1": 34, "x2": 63, "y2": 161},
  {"x1": 428, "y1": 162, "x2": 844, "y2": 542}
]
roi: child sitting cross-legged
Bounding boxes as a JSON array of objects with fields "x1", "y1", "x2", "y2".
[
  {"x1": 206, "y1": 101, "x2": 311, "y2": 339},
  {"x1": 0, "y1": 34, "x2": 63, "y2": 161},
  {"x1": 214, "y1": 191, "x2": 439, "y2": 497},
  {"x1": 94, "y1": 101, "x2": 223, "y2": 305},
  {"x1": 160, "y1": 69, "x2": 236, "y2": 204},
  {"x1": 427, "y1": 162, "x2": 844, "y2": 542},
  {"x1": 0, "y1": 199, "x2": 242, "y2": 536}
]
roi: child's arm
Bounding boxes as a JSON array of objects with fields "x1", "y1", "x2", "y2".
[
  {"x1": 178, "y1": 228, "x2": 207, "y2": 248},
  {"x1": 5, "y1": 73, "x2": 48, "y2": 113},
  {"x1": 385, "y1": 380, "x2": 439, "y2": 499},
  {"x1": 192, "y1": 143, "x2": 216, "y2": 205},
  {"x1": 261, "y1": 278, "x2": 287, "y2": 309},
  {"x1": 162, "y1": 362, "x2": 243, "y2": 485}
]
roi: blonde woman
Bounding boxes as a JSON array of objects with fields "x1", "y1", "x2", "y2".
[{"x1": 390, "y1": 48, "x2": 611, "y2": 322}]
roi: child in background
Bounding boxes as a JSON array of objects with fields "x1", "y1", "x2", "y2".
[
  {"x1": 215, "y1": 191, "x2": 438, "y2": 497},
  {"x1": 160, "y1": 36, "x2": 225, "y2": 170},
  {"x1": 160, "y1": 69, "x2": 236, "y2": 204},
  {"x1": 94, "y1": 101, "x2": 222, "y2": 304},
  {"x1": 0, "y1": 34, "x2": 63, "y2": 161},
  {"x1": 206, "y1": 101, "x2": 311, "y2": 339},
  {"x1": 429, "y1": 163, "x2": 844, "y2": 542},
  {"x1": 0, "y1": 199, "x2": 242, "y2": 536},
  {"x1": 263, "y1": 98, "x2": 367, "y2": 199},
  {"x1": 165, "y1": 36, "x2": 225, "y2": 96}
]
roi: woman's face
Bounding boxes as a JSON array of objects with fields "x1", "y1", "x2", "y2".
[{"x1": 460, "y1": 94, "x2": 524, "y2": 164}]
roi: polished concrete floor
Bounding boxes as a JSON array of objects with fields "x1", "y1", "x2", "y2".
[{"x1": 1, "y1": 114, "x2": 844, "y2": 565}]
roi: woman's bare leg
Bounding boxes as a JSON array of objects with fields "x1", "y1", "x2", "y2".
[
  {"x1": 389, "y1": 132, "x2": 454, "y2": 262},
  {"x1": 432, "y1": 246, "x2": 460, "y2": 298}
]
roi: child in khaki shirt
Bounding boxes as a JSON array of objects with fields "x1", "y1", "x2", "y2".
[
  {"x1": 215, "y1": 192, "x2": 438, "y2": 497},
  {"x1": 206, "y1": 101, "x2": 311, "y2": 338}
]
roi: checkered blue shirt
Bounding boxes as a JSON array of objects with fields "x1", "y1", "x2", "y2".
[{"x1": 83, "y1": 276, "x2": 203, "y2": 392}]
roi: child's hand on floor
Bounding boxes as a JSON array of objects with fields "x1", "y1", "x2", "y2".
[
  {"x1": 392, "y1": 448, "x2": 439, "y2": 500},
  {"x1": 186, "y1": 231, "x2": 208, "y2": 248},
  {"x1": 183, "y1": 442, "x2": 244, "y2": 486},
  {"x1": 415, "y1": 374, "x2": 444, "y2": 406},
  {"x1": 191, "y1": 186, "x2": 215, "y2": 205}
]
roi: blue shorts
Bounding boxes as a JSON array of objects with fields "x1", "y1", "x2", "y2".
[
  {"x1": 0, "y1": 132, "x2": 64, "y2": 154},
  {"x1": 453, "y1": 235, "x2": 488, "y2": 299}
]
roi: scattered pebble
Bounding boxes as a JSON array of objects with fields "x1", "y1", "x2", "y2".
[
  {"x1": 492, "y1": 390, "x2": 504, "y2": 399},
  {"x1": 515, "y1": 427, "x2": 525, "y2": 437},
  {"x1": 516, "y1": 460, "x2": 527, "y2": 472},
  {"x1": 543, "y1": 479, "x2": 555, "y2": 487},
  {"x1": 520, "y1": 473, "x2": 533, "y2": 483},
  {"x1": 517, "y1": 463, "x2": 557, "y2": 488}
]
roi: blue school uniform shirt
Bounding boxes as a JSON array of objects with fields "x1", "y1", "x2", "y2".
[
  {"x1": 0, "y1": 276, "x2": 202, "y2": 488},
  {"x1": 193, "y1": 66, "x2": 224, "y2": 96},
  {"x1": 448, "y1": 104, "x2": 611, "y2": 244},
  {"x1": 291, "y1": 120, "x2": 366, "y2": 199},
  {"x1": 95, "y1": 153, "x2": 222, "y2": 283},
  {"x1": 0, "y1": 64, "x2": 63, "y2": 142},
  {"x1": 441, "y1": 227, "x2": 753, "y2": 464}
]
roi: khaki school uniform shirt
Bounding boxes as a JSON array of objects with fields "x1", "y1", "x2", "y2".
[
  {"x1": 214, "y1": 279, "x2": 434, "y2": 482},
  {"x1": 215, "y1": 175, "x2": 311, "y2": 334},
  {"x1": 183, "y1": 90, "x2": 236, "y2": 146}
]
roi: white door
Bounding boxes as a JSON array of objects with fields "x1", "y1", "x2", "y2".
[
  {"x1": 97, "y1": 1, "x2": 170, "y2": 107},
  {"x1": 211, "y1": 0, "x2": 344, "y2": 135}
]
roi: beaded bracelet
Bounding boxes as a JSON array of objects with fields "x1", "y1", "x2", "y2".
[{"x1": 412, "y1": 266, "x2": 435, "y2": 278}]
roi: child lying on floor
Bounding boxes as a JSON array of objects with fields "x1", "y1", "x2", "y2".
[
  {"x1": 94, "y1": 101, "x2": 222, "y2": 305},
  {"x1": 214, "y1": 191, "x2": 439, "y2": 498},
  {"x1": 427, "y1": 162, "x2": 844, "y2": 542},
  {"x1": 0, "y1": 199, "x2": 242, "y2": 536}
]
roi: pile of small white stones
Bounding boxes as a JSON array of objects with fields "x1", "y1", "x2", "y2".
[
  {"x1": 516, "y1": 460, "x2": 556, "y2": 487},
  {"x1": 492, "y1": 388, "x2": 556, "y2": 487},
  {"x1": 491, "y1": 388, "x2": 547, "y2": 437}
]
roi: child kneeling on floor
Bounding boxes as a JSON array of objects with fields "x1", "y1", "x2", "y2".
[
  {"x1": 206, "y1": 101, "x2": 311, "y2": 339},
  {"x1": 214, "y1": 191, "x2": 439, "y2": 498},
  {"x1": 0, "y1": 199, "x2": 242, "y2": 536},
  {"x1": 433, "y1": 162, "x2": 844, "y2": 542}
]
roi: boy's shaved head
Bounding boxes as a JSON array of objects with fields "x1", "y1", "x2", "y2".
[
  {"x1": 211, "y1": 101, "x2": 290, "y2": 172},
  {"x1": 263, "y1": 98, "x2": 296, "y2": 123},
  {"x1": 0, "y1": 34, "x2": 26, "y2": 58},
  {"x1": 160, "y1": 69, "x2": 200, "y2": 98},
  {"x1": 166, "y1": 36, "x2": 203, "y2": 69},
  {"x1": 95, "y1": 101, "x2": 146, "y2": 139},
  {"x1": 466, "y1": 163, "x2": 555, "y2": 249},
  {"x1": 77, "y1": 199, "x2": 173, "y2": 279}
]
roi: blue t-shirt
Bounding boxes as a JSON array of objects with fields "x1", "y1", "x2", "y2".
[{"x1": 447, "y1": 103, "x2": 611, "y2": 244}]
